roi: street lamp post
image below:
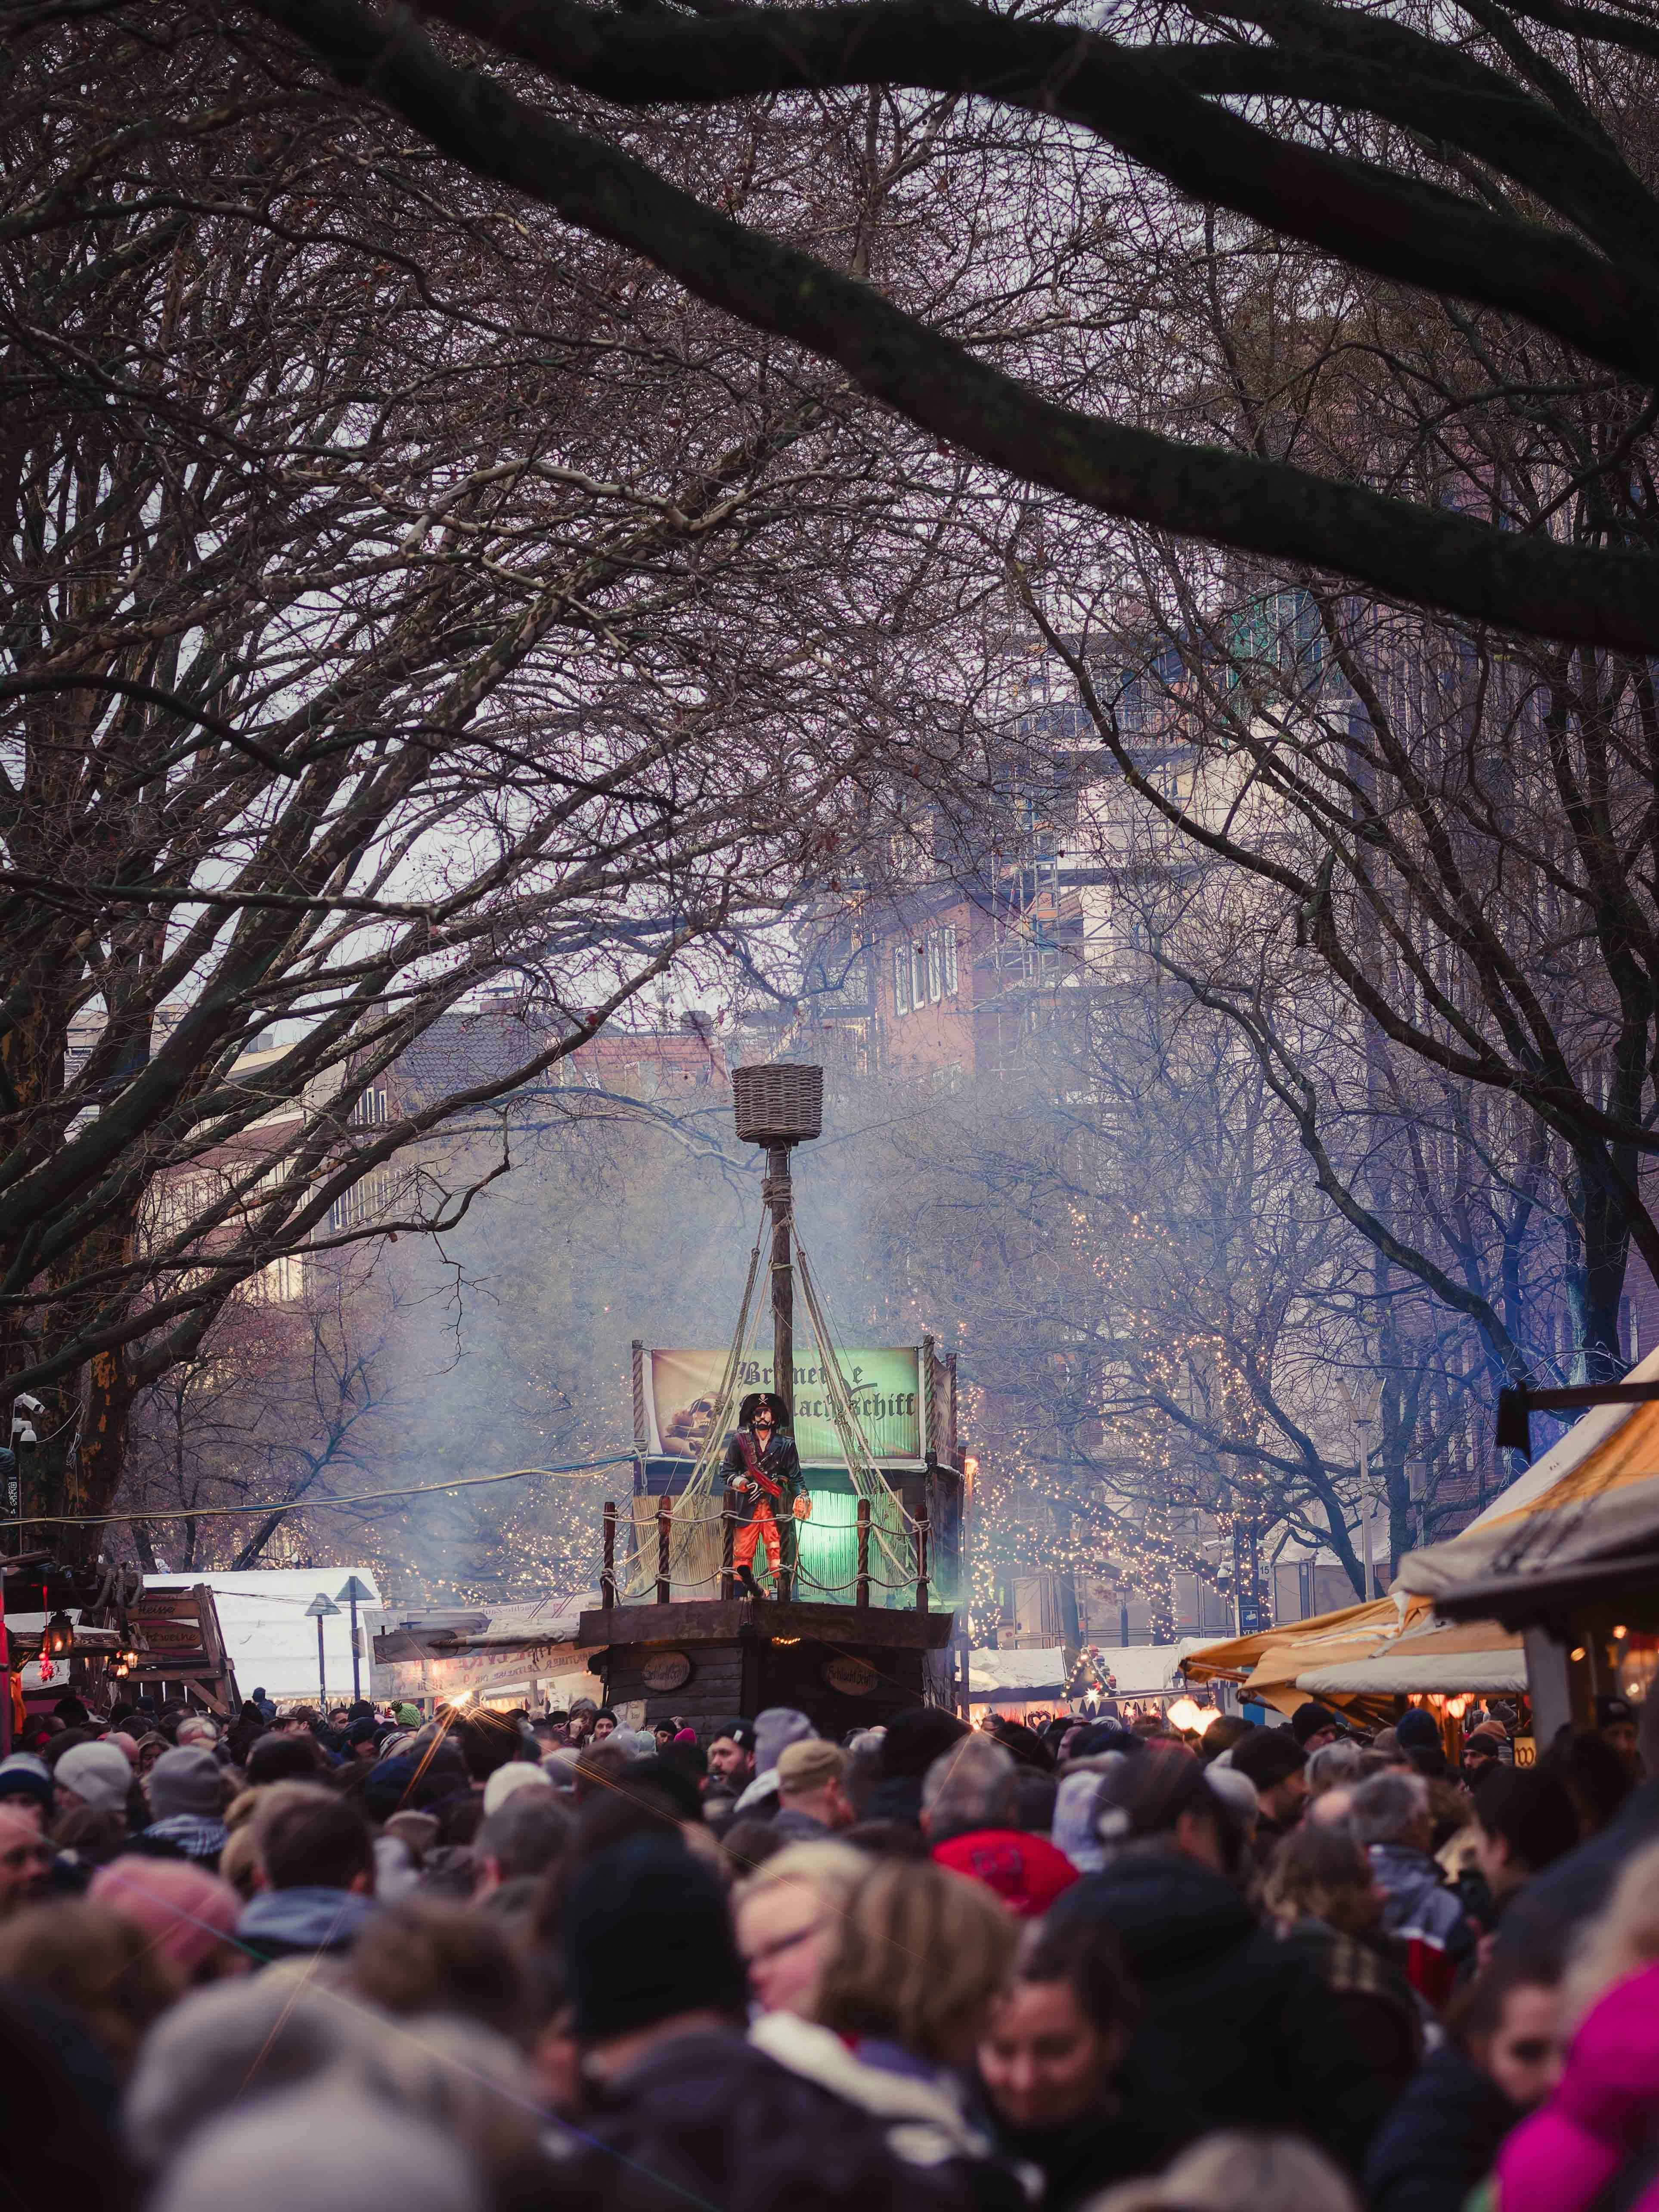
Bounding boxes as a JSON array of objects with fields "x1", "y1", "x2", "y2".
[
  {"x1": 304, "y1": 1592, "x2": 341, "y2": 1706},
  {"x1": 335, "y1": 1577, "x2": 374, "y2": 1704},
  {"x1": 1355, "y1": 1413, "x2": 1376, "y2": 1599}
]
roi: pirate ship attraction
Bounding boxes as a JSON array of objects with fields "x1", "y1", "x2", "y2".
[{"x1": 581, "y1": 1062, "x2": 966, "y2": 1738}]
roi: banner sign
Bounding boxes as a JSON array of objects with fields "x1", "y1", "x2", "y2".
[{"x1": 644, "y1": 1347, "x2": 925, "y2": 1467}]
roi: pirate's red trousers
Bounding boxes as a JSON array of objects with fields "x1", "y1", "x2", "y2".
[{"x1": 734, "y1": 1503, "x2": 781, "y2": 1574}]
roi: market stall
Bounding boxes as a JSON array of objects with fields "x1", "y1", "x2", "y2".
[
  {"x1": 372, "y1": 1594, "x2": 607, "y2": 1716},
  {"x1": 1181, "y1": 1594, "x2": 1416, "y2": 1721},
  {"x1": 1182, "y1": 1589, "x2": 1528, "y2": 1741},
  {"x1": 1397, "y1": 1344, "x2": 1659, "y2": 1734},
  {"x1": 969, "y1": 1639, "x2": 1224, "y2": 1725}
]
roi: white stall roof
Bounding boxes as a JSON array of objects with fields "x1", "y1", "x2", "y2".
[
  {"x1": 1081, "y1": 1640, "x2": 1224, "y2": 1697},
  {"x1": 968, "y1": 1647, "x2": 1067, "y2": 1699},
  {"x1": 146, "y1": 1568, "x2": 381, "y2": 1701}
]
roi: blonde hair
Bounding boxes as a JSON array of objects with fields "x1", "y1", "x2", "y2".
[
  {"x1": 1563, "y1": 1836, "x2": 1659, "y2": 2026},
  {"x1": 812, "y1": 1858, "x2": 1016, "y2": 2064},
  {"x1": 738, "y1": 1840, "x2": 868, "y2": 1912},
  {"x1": 1090, "y1": 2130, "x2": 1360, "y2": 2212}
]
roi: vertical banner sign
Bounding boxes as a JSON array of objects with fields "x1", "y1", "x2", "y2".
[{"x1": 645, "y1": 1348, "x2": 925, "y2": 1466}]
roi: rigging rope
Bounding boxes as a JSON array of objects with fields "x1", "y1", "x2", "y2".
[{"x1": 620, "y1": 1191, "x2": 928, "y2": 1602}]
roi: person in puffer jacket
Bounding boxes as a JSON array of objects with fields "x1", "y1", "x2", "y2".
[
  {"x1": 1494, "y1": 1958, "x2": 1659, "y2": 2212},
  {"x1": 1350, "y1": 1769, "x2": 1475, "y2": 2010},
  {"x1": 1495, "y1": 1840, "x2": 1659, "y2": 2212}
]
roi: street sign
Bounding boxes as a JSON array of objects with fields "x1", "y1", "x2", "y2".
[
  {"x1": 136, "y1": 1620, "x2": 208, "y2": 1655},
  {"x1": 335, "y1": 1576, "x2": 375, "y2": 1606},
  {"x1": 304, "y1": 1591, "x2": 340, "y2": 1702}
]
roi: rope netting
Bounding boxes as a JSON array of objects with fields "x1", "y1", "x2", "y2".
[{"x1": 617, "y1": 1198, "x2": 924, "y2": 1604}]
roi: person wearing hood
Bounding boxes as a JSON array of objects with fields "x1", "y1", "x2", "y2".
[
  {"x1": 924, "y1": 1737, "x2": 1078, "y2": 1918},
  {"x1": 731, "y1": 1707, "x2": 818, "y2": 1817},
  {"x1": 1047, "y1": 1747, "x2": 1391, "y2": 2172},
  {"x1": 236, "y1": 1785, "x2": 376, "y2": 1965},
  {"x1": 862, "y1": 1706, "x2": 971, "y2": 1827}
]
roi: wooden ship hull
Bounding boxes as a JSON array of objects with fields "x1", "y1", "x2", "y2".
[{"x1": 581, "y1": 1595, "x2": 958, "y2": 1739}]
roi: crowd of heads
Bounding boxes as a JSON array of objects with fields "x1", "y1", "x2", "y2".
[{"x1": 0, "y1": 1671, "x2": 1652, "y2": 2212}]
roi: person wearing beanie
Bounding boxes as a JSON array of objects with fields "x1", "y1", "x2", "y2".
[
  {"x1": 1290, "y1": 1703, "x2": 1348, "y2": 1753},
  {"x1": 707, "y1": 1721, "x2": 757, "y2": 1795},
  {"x1": 149, "y1": 2080, "x2": 484, "y2": 2212},
  {"x1": 55, "y1": 1741, "x2": 135, "y2": 1821},
  {"x1": 862, "y1": 1706, "x2": 970, "y2": 1827},
  {"x1": 394, "y1": 1703, "x2": 423, "y2": 1729},
  {"x1": 1395, "y1": 1706, "x2": 1451, "y2": 1779},
  {"x1": 481, "y1": 1761, "x2": 554, "y2": 1818},
  {"x1": 1203, "y1": 1765, "x2": 1260, "y2": 1847},
  {"x1": 343, "y1": 1718, "x2": 381, "y2": 1763},
  {"x1": 732, "y1": 1709, "x2": 817, "y2": 1816},
  {"x1": 567, "y1": 1836, "x2": 962, "y2": 2212},
  {"x1": 90, "y1": 1858, "x2": 245, "y2": 1986},
  {"x1": 0, "y1": 1752, "x2": 55, "y2": 1818},
  {"x1": 1227, "y1": 1730, "x2": 1309, "y2": 1847},
  {"x1": 772, "y1": 1741, "x2": 853, "y2": 1841},
  {"x1": 1597, "y1": 1694, "x2": 1640, "y2": 1771},
  {"x1": 130, "y1": 1748, "x2": 228, "y2": 1864}
]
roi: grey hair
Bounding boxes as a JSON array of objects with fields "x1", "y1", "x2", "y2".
[
  {"x1": 921, "y1": 1734, "x2": 1017, "y2": 1837},
  {"x1": 124, "y1": 1961, "x2": 382, "y2": 2171},
  {"x1": 1349, "y1": 1768, "x2": 1430, "y2": 1847},
  {"x1": 1305, "y1": 1740, "x2": 1364, "y2": 1794}
]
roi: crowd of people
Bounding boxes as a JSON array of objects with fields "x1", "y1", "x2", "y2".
[{"x1": 0, "y1": 1675, "x2": 1656, "y2": 2212}]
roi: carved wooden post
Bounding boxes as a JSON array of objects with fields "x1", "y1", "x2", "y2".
[
  {"x1": 856, "y1": 1498, "x2": 871, "y2": 1609},
  {"x1": 915, "y1": 1502, "x2": 930, "y2": 1613},
  {"x1": 720, "y1": 1502, "x2": 736, "y2": 1602},
  {"x1": 601, "y1": 1502, "x2": 617, "y2": 1609},
  {"x1": 656, "y1": 1494, "x2": 673, "y2": 1604}
]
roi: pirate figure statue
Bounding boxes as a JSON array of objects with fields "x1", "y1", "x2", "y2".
[{"x1": 722, "y1": 1390, "x2": 810, "y2": 1599}]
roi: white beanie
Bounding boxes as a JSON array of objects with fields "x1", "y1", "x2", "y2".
[
  {"x1": 55, "y1": 1739, "x2": 133, "y2": 1815},
  {"x1": 481, "y1": 1762, "x2": 554, "y2": 1817},
  {"x1": 1205, "y1": 1765, "x2": 1260, "y2": 1830}
]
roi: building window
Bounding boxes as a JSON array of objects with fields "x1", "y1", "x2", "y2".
[
  {"x1": 911, "y1": 941, "x2": 927, "y2": 1007},
  {"x1": 943, "y1": 924, "x2": 958, "y2": 996},
  {"x1": 328, "y1": 1164, "x2": 393, "y2": 1234},
  {"x1": 927, "y1": 930, "x2": 943, "y2": 1003},
  {"x1": 894, "y1": 946, "x2": 909, "y2": 1016}
]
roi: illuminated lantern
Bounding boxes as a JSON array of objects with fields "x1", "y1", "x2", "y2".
[{"x1": 1167, "y1": 1696, "x2": 1219, "y2": 1735}]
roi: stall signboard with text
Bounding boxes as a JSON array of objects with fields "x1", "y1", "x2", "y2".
[{"x1": 644, "y1": 1347, "x2": 924, "y2": 1467}]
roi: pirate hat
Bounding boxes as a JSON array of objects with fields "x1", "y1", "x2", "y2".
[{"x1": 738, "y1": 1390, "x2": 792, "y2": 1430}]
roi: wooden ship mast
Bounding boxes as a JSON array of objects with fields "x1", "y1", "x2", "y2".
[{"x1": 581, "y1": 1062, "x2": 967, "y2": 1737}]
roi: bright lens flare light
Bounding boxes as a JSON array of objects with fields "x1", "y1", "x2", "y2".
[{"x1": 1166, "y1": 1696, "x2": 1219, "y2": 1735}]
